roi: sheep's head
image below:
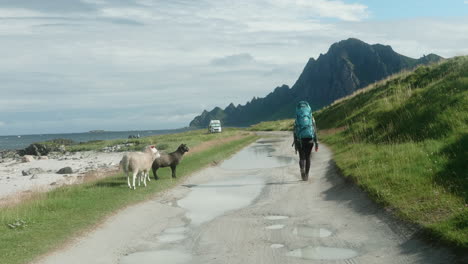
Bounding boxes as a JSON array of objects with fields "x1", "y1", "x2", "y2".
[
  {"x1": 178, "y1": 144, "x2": 189, "y2": 153},
  {"x1": 149, "y1": 145, "x2": 161, "y2": 159}
]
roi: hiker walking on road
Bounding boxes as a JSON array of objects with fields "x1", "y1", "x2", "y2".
[{"x1": 293, "y1": 101, "x2": 318, "y2": 181}]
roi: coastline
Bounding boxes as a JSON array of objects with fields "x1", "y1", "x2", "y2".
[
  {"x1": 0, "y1": 127, "x2": 193, "y2": 151},
  {"x1": 0, "y1": 150, "x2": 122, "y2": 205}
]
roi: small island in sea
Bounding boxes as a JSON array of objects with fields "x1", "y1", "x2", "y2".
[{"x1": 89, "y1": 130, "x2": 105, "y2": 133}]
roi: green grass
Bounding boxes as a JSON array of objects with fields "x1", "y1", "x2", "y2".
[
  {"x1": 36, "y1": 128, "x2": 242, "y2": 153},
  {"x1": 249, "y1": 119, "x2": 294, "y2": 131},
  {"x1": 247, "y1": 56, "x2": 468, "y2": 249},
  {"x1": 316, "y1": 56, "x2": 468, "y2": 248},
  {"x1": 0, "y1": 131, "x2": 258, "y2": 264}
]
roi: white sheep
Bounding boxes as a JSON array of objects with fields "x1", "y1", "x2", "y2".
[{"x1": 119, "y1": 145, "x2": 161, "y2": 189}]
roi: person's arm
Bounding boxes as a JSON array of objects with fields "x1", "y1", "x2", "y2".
[
  {"x1": 312, "y1": 116, "x2": 319, "y2": 151},
  {"x1": 292, "y1": 122, "x2": 297, "y2": 149}
]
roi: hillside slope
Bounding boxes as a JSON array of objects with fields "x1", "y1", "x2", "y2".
[
  {"x1": 190, "y1": 38, "x2": 442, "y2": 127},
  {"x1": 249, "y1": 56, "x2": 468, "y2": 248},
  {"x1": 317, "y1": 56, "x2": 468, "y2": 248}
]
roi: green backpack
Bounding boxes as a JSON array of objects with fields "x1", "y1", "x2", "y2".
[{"x1": 294, "y1": 101, "x2": 315, "y2": 140}]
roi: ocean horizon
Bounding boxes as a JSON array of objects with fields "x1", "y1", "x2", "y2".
[{"x1": 0, "y1": 128, "x2": 193, "y2": 151}]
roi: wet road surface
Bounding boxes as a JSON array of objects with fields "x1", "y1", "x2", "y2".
[{"x1": 36, "y1": 132, "x2": 457, "y2": 264}]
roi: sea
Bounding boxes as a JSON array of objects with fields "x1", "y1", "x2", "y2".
[{"x1": 0, "y1": 128, "x2": 192, "y2": 151}]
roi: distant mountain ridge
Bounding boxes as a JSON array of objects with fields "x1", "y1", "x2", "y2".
[{"x1": 189, "y1": 38, "x2": 443, "y2": 127}]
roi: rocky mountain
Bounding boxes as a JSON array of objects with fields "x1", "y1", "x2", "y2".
[{"x1": 189, "y1": 38, "x2": 443, "y2": 128}]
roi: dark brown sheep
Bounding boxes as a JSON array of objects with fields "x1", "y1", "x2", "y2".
[{"x1": 152, "y1": 144, "x2": 189, "y2": 179}]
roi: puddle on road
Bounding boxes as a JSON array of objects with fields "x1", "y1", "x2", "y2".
[
  {"x1": 286, "y1": 246, "x2": 358, "y2": 260},
  {"x1": 264, "y1": 215, "x2": 289, "y2": 220},
  {"x1": 163, "y1": 227, "x2": 187, "y2": 234},
  {"x1": 265, "y1": 224, "x2": 285, "y2": 230},
  {"x1": 292, "y1": 227, "x2": 333, "y2": 238},
  {"x1": 271, "y1": 244, "x2": 285, "y2": 249},
  {"x1": 257, "y1": 139, "x2": 283, "y2": 144},
  {"x1": 178, "y1": 176, "x2": 264, "y2": 226},
  {"x1": 158, "y1": 234, "x2": 186, "y2": 242},
  {"x1": 120, "y1": 250, "x2": 191, "y2": 264},
  {"x1": 220, "y1": 143, "x2": 293, "y2": 170}
]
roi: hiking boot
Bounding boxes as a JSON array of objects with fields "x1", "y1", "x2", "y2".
[
  {"x1": 299, "y1": 160, "x2": 306, "y2": 181},
  {"x1": 300, "y1": 168, "x2": 306, "y2": 181}
]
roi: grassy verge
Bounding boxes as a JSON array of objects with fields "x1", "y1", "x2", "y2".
[
  {"x1": 0, "y1": 131, "x2": 258, "y2": 264},
  {"x1": 36, "y1": 128, "x2": 242, "y2": 153},
  {"x1": 317, "y1": 57, "x2": 468, "y2": 249},
  {"x1": 248, "y1": 119, "x2": 293, "y2": 131}
]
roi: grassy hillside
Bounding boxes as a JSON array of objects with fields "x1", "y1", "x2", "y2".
[
  {"x1": 249, "y1": 56, "x2": 468, "y2": 248},
  {"x1": 316, "y1": 56, "x2": 467, "y2": 248}
]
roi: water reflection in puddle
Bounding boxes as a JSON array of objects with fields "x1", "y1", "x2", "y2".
[
  {"x1": 264, "y1": 215, "x2": 289, "y2": 220},
  {"x1": 292, "y1": 227, "x2": 332, "y2": 238},
  {"x1": 158, "y1": 234, "x2": 186, "y2": 242},
  {"x1": 265, "y1": 224, "x2": 285, "y2": 230},
  {"x1": 220, "y1": 143, "x2": 293, "y2": 170},
  {"x1": 120, "y1": 250, "x2": 191, "y2": 264},
  {"x1": 257, "y1": 139, "x2": 283, "y2": 144},
  {"x1": 178, "y1": 176, "x2": 264, "y2": 226},
  {"x1": 286, "y1": 246, "x2": 358, "y2": 260},
  {"x1": 271, "y1": 244, "x2": 285, "y2": 249},
  {"x1": 158, "y1": 226, "x2": 188, "y2": 242},
  {"x1": 163, "y1": 227, "x2": 187, "y2": 234}
]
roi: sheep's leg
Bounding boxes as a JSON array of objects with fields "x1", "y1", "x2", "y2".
[
  {"x1": 127, "y1": 171, "x2": 132, "y2": 189},
  {"x1": 171, "y1": 165, "x2": 177, "y2": 178},
  {"x1": 138, "y1": 172, "x2": 141, "y2": 186},
  {"x1": 143, "y1": 171, "x2": 147, "y2": 187},
  {"x1": 132, "y1": 170, "x2": 138, "y2": 190},
  {"x1": 153, "y1": 167, "x2": 159, "y2": 180},
  {"x1": 147, "y1": 170, "x2": 151, "y2": 182}
]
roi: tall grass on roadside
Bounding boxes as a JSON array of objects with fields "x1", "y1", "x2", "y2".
[
  {"x1": 316, "y1": 56, "x2": 468, "y2": 248},
  {"x1": 0, "y1": 133, "x2": 258, "y2": 264}
]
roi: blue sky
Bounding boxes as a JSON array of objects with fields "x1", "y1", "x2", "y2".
[
  {"x1": 358, "y1": 0, "x2": 467, "y2": 19},
  {"x1": 0, "y1": 0, "x2": 467, "y2": 135}
]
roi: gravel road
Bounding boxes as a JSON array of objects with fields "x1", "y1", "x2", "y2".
[{"x1": 35, "y1": 132, "x2": 456, "y2": 264}]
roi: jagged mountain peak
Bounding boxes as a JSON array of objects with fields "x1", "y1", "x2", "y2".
[{"x1": 189, "y1": 38, "x2": 443, "y2": 128}]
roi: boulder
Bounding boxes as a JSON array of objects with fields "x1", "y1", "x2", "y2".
[
  {"x1": 19, "y1": 143, "x2": 50, "y2": 156},
  {"x1": 39, "y1": 156, "x2": 49, "y2": 160},
  {"x1": 22, "y1": 155, "x2": 35, "y2": 162},
  {"x1": 30, "y1": 175, "x2": 39, "y2": 180},
  {"x1": 57, "y1": 167, "x2": 73, "y2": 174},
  {"x1": 0, "y1": 150, "x2": 18, "y2": 159},
  {"x1": 22, "y1": 168, "x2": 45, "y2": 176}
]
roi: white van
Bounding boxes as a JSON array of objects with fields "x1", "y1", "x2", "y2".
[{"x1": 208, "y1": 120, "x2": 222, "y2": 133}]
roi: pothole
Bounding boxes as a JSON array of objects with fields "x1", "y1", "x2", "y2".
[
  {"x1": 163, "y1": 227, "x2": 187, "y2": 234},
  {"x1": 286, "y1": 246, "x2": 358, "y2": 260},
  {"x1": 264, "y1": 215, "x2": 289, "y2": 220},
  {"x1": 292, "y1": 226, "x2": 332, "y2": 238},
  {"x1": 219, "y1": 144, "x2": 293, "y2": 170},
  {"x1": 178, "y1": 175, "x2": 264, "y2": 226},
  {"x1": 271, "y1": 244, "x2": 285, "y2": 249},
  {"x1": 157, "y1": 234, "x2": 186, "y2": 243},
  {"x1": 120, "y1": 250, "x2": 191, "y2": 264},
  {"x1": 265, "y1": 224, "x2": 285, "y2": 230}
]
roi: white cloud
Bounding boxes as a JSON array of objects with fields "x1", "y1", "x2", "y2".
[
  {"x1": 0, "y1": 1, "x2": 466, "y2": 135},
  {"x1": 294, "y1": 0, "x2": 369, "y2": 21},
  {"x1": 211, "y1": 53, "x2": 255, "y2": 66}
]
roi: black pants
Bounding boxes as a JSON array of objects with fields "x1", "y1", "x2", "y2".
[{"x1": 297, "y1": 138, "x2": 314, "y2": 178}]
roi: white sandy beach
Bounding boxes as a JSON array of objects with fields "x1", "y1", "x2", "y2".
[{"x1": 0, "y1": 151, "x2": 123, "y2": 203}]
